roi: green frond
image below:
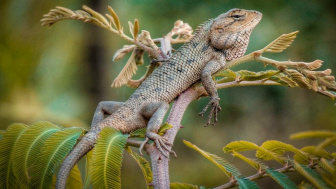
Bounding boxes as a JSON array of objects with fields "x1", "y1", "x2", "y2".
[
  {"x1": 184, "y1": 140, "x2": 240, "y2": 177},
  {"x1": 258, "y1": 140, "x2": 309, "y2": 164},
  {"x1": 67, "y1": 164, "x2": 83, "y2": 189},
  {"x1": 297, "y1": 146, "x2": 332, "y2": 161},
  {"x1": 223, "y1": 141, "x2": 285, "y2": 164},
  {"x1": 232, "y1": 151, "x2": 268, "y2": 170},
  {"x1": 130, "y1": 128, "x2": 146, "y2": 138},
  {"x1": 126, "y1": 147, "x2": 153, "y2": 188},
  {"x1": 12, "y1": 121, "x2": 61, "y2": 186},
  {"x1": 290, "y1": 130, "x2": 336, "y2": 139},
  {"x1": 262, "y1": 31, "x2": 298, "y2": 53},
  {"x1": 236, "y1": 177, "x2": 260, "y2": 189},
  {"x1": 170, "y1": 182, "x2": 199, "y2": 189},
  {"x1": 83, "y1": 151, "x2": 93, "y2": 189},
  {"x1": 318, "y1": 158, "x2": 335, "y2": 173},
  {"x1": 316, "y1": 136, "x2": 336, "y2": 150},
  {"x1": 0, "y1": 123, "x2": 28, "y2": 189},
  {"x1": 30, "y1": 127, "x2": 84, "y2": 189},
  {"x1": 266, "y1": 168, "x2": 298, "y2": 189},
  {"x1": 293, "y1": 162, "x2": 331, "y2": 189},
  {"x1": 158, "y1": 123, "x2": 173, "y2": 136},
  {"x1": 89, "y1": 127, "x2": 128, "y2": 189},
  {"x1": 237, "y1": 70, "x2": 280, "y2": 81}
]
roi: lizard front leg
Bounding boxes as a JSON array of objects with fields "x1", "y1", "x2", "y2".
[
  {"x1": 199, "y1": 59, "x2": 226, "y2": 126},
  {"x1": 139, "y1": 101, "x2": 173, "y2": 157},
  {"x1": 91, "y1": 101, "x2": 124, "y2": 126}
]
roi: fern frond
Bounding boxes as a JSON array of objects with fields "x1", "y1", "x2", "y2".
[
  {"x1": 290, "y1": 130, "x2": 336, "y2": 139},
  {"x1": 258, "y1": 140, "x2": 309, "y2": 164},
  {"x1": 261, "y1": 31, "x2": 299, "y2": 53},
  {"x1": 293, "y1": 162, "x2": 331, "y2": 189},
  {"x1": 223, "y1": 141, "x2": 285, "y2": 164},
  {"x1": 184, "y1": 140, "x2": 241, "y2": 177},
  {"x1": 231, "y1": 151, "x2": 268, "y2": 170},
  {"x1": 266, "y1": 168, "x2": 298, "y2": 189},
  {"x1": 67, "y1": 164, "x2": 83, "y2": 189},
  {"x1": 111, "y1": 50, "x2": 138, "y2": 88},
  {"x1": 236, "y1": 177, "x2": 260, "y2": 189},
  {"x1": 0, "y1": 123, "x2": 28, "y2": 189},
  {"x1": 126, "y1": 147, "x2": 153, "y2": 188},
  {"x1": 170, "y1": 182, "x2": 199, "y2": 189},
  {"x1": 30, "y1": 127, "x2": 84, "y2": 189},
  {"x1": 89, "y1": 127, "x2": 128, "y2": 189},
  {"x1": 12, "y1": 121, "x2": 60, "y2": 186}
]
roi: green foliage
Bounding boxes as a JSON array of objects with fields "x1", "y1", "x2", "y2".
[
  {"x1": 30, "y1": 127, "x2": 84, "y2": 189},
  {"x1": 265, "y1": 168, "x2": 297, "y2": 189},
  {"x1": 0, "y1": 123, "x2": 27, "y2": 189},
  {"x1": 89, "y1": 127, "x2": 128, "y2": 189},
  {"x1": 184, "y1": 130, "x2": 336, "y2": 189},
  {"x1": 126, "y1": 147, "x2": 153, "y2": 189},
  {"x1": 0, "y1": 122, "x2": 85, "y2": 189},
  {"x1": 67, "y1": 164, "x2": 84, "y2": 189},
  {"x1": 236, "y1": 177, "x2": 260, "y2": 189},
  {"x1": 184, "y1": 140, "x2": 241, "y2": 177}
]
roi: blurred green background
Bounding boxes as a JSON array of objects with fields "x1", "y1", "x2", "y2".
[{"x1": 1, "y1": 0, "x2": 336, "y2": 188}]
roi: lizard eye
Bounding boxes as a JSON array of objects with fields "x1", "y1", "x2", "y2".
[
  {"x1": 232, "y1": 14, "x2": 245, "y2": 19},
  {"x1": 217, "y1": 28, "x2": 224, "y2": 33}
]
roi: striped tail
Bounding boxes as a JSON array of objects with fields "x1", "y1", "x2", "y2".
[{"x1": 56, "y1": 131, "x2": 97, "y2": 189}]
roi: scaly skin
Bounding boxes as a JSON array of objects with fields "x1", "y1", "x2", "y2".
[{"x1": 56, "y1": 8, "x2": 262, "y2": 189}]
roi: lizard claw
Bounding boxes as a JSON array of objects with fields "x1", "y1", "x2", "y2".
[
  {"x1": 139, "y1": 132, "x2": 176, "y2": 158},
  {"x1": 199, "y1": 96, "x2": 221, "y2": 126}
]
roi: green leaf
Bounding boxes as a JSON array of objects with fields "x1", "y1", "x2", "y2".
[
  {"x1": 238, "y1": 70, "x2": 280, "y2": 81},
  {"x1": 158, "y1": 123, "x2": 173, "y2": 136},
  {"x1": 67, "y1": 164, "x2": 83, "y2": 189},
  {"x1": 170, "y1": 182, "x2": 199, "y2": 189},
  {"x1": 12, "y1": 121, "x2": 60, "y2": 186},
  {"x1": 0, "y1": 123, "x2": 28, "y2": 189},
  {"x1": 30, "y1": 127, "x2": 84, "y2": 189},
  {"x1": 258, "y1": 140, "x2": 309, "y2": 164},
  {"x1": 236, "y1": 177, "x2": 260, "y2": 189},
  {"x1": 231, "y1": 151, "x2": 267, "y2": 170},
  {"x1": 316, "y1": 136, "x2": 336, "y2": 150},
  {"x1": 89, "y1": 127, "x2": 128, "y2": 189},
  {"x1": 290, "y1": 130, "x2": 336, "y2": 139},
  {"x1": 130, "y1": 128, "x2": 146, "y2": 138},
  {"x1": 296, "y1": 146, "x2": 332, "y2": 163},
  {"x1": 266, "y1": 168, "x2": 298, "y2": 189},
  {"x1": 83, "y1": 151, "x2": 93, "y2": 189},
  {"x1": 293, "y1": 162, "x2": 331, "y2": 189},
  {"x1": 126, "y1": 147, "x2": 153, "y2": 188},
  {"x1": 223, "y1": 141, "x2": 285, "y2": 164},
  {"x1": 184, "y1": 140, "x2": 240, "y2": 177},
  {"x1": 318, "y1": 158, "x2": 335, "y2": 174}
]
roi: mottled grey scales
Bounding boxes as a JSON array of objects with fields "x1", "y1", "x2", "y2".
[{"x1": 56, "y1": 8, "x2": 262, "y2": 189}]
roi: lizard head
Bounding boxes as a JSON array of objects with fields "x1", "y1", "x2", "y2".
[{"x1": 209, "y1": 9, "x2": 262, "y2": 60}]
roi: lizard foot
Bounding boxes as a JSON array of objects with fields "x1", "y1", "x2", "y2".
[
  {"x1": 199, "y1": 96, "x2": 221, "y2": 126},
  {"x1": 139, "y1": 132, "x2": 176, "y2": 158}
]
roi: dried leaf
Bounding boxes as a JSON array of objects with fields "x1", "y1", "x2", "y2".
[
  {"x1": 263, "y1": 31, "x2": 299, "y2": 53},
  {"x1": 111, "y1": 50, "x2": 138, "y2": 87},
  {"x1": 108, "y1": 6, "x2": 121, "y2": 31},
  {"x1": 133, "y1": 19, "x2": 139, "y2": 40},
  {"x1": 82, "y1": 5, "x2": 109, "y2": 26}
]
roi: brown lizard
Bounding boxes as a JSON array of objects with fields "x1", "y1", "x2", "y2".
[{"x1": 56, "y1": 8, "x2": 262, "y2": 189}]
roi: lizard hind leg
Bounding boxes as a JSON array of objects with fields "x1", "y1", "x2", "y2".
[
  {"x1": 91, "y1": 101, "x2": 124, "y2": 126},
  {"x1": 139, "y1": 101, "x2": 174, "y2": 157}
]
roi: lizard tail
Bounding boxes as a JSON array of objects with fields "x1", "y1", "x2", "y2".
[{"x1": 56, "y1": 131, "x2": 97, "y2": 189}]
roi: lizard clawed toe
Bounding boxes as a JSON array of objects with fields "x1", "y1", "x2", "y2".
[
  {"x1": 139, "y1": 132, "x2": 175, "y2": 158},
  {"x1": 199, "y1": 96, "x2": 221, "y2": 126}
]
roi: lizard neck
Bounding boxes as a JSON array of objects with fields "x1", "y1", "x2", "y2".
[{"x1": 222, "y1": 28, "x2": 253, "y2": 61}]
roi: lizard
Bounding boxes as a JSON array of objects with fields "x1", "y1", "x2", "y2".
[{"x1": 56, "y1": 8, "x2": 262, "y2": 189}]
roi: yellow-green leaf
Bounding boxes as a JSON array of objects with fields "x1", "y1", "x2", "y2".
[
  {"x1": 231, "y1": 151, "x2": 267, "y2": 170},
  {"x1": 0, "y1": 123, "x2": 28, "y2": 189},
  {"x1": 184, "y1": 140, "x2": 240, "y2": 177},
  {"x1": 89, "y1": 127, "x2": 128, "y2": 189},
  {"x1": 293, "y1": 162, "x2": 331, "y2": 189},
  {"x1": 158, "y1": 123, "x2": 173, "y2": 136},
  {"x1": 67, "y1": 164, "x2": 83, "y2": 188},
  {"x1": 170, "y1": 182, "x2": 199, "y2": 189},
  {"x1": 290, "y1": 130, "x2": 336, "y2": 139},
  {"x1": 12, "y1": 121, "x2": 60, "y2": 186}
]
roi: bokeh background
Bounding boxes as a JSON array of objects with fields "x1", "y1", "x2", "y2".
[{"x1": 1, "y1": 0, "x2": 336, "y2": 188}]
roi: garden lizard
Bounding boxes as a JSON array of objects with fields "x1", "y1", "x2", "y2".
[{"x1": 56, "y1": 8, "x2": 262, "y2": 188}]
